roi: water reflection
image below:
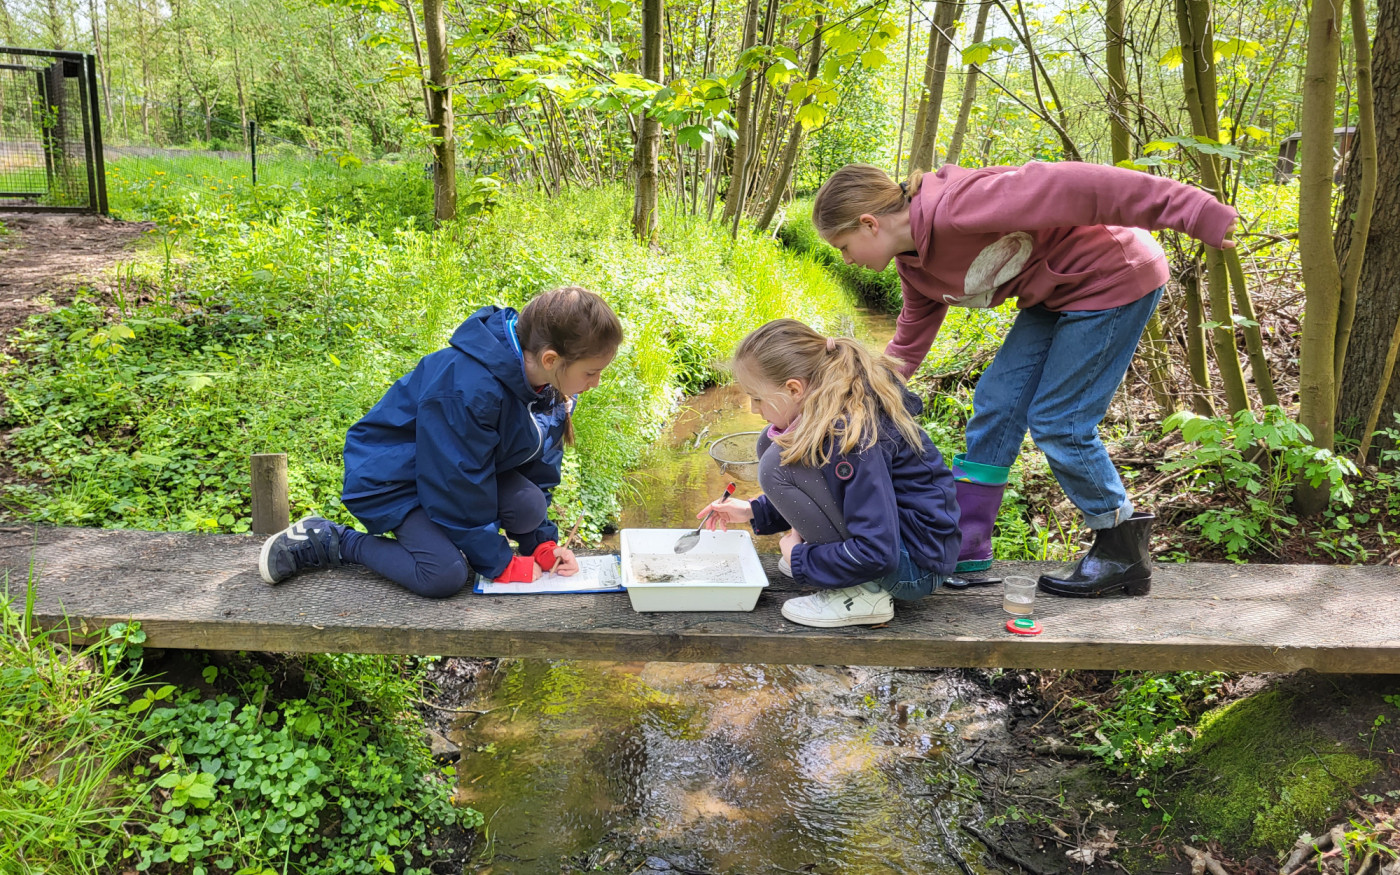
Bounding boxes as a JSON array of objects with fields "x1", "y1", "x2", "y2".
[{"x1": 454, "y1": 660, "x2": 971, "y2": 874}]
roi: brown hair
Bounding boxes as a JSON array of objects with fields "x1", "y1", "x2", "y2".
[
  {"x1": 733, "y1": 319, "x2": 924, "y2": 468},
  {"x1": 811, "y1": 163, "x2": 925, "y2": 237},
  {"x1": 517, "y1": 286, "x2": 623, "y2": 444}
]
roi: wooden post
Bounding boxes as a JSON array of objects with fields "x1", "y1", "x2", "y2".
[{"x1": 250, "y1": 454, "x2": 289, "y2": 535}]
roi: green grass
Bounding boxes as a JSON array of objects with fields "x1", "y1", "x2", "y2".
[
  {"x1": 776, "y1": 197, "x2": 903, "y2": 313},
  {"x1": 0, "y1": 571, "x2": 151, "y2": 874},
  {"x1": 1, "y1": 159, "x2": 855, "y2": 541}
]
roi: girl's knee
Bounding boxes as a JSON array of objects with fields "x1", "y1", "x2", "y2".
[
  {"x1": 411, "y1": 559, "x2": 469, "y2": 598},
  {"x1": 499, "y1": 489, "x2": 548, "y2": 534}
]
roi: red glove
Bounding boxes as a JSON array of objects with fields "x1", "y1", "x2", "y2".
[
  {"x1": 531, "y1": 540, "x2": 560, "y2": 572},
  {"x1": 492, "y1": 555, "x2": 539, "y2": 583}
]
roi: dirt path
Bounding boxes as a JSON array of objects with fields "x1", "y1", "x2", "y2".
[{"x1": 0, "y1": 211, "x2": 154, "y2": 356}]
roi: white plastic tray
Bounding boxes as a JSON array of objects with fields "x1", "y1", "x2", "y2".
[{"x1": 619, "y1": 528, "x2": 769, "y2": 612}]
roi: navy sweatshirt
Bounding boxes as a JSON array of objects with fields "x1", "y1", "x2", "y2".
[{"x1": 749, "y1": 391, "x2": 961, "y2": 588}]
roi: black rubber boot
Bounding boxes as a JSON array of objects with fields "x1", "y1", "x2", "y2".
[{"x1": 1038, "y1": 512, "x2": 1154, "y2": 597}]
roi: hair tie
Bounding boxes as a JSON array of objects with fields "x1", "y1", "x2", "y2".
[
  {"x1": 899, "y1": 180, "x2": 909, "y2": 198},
  {"x1": 826, "y1": 337, "x2": 836, "y2": 353}
]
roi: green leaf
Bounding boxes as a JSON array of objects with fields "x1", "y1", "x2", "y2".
[
  {"x1": 796, "y1": 103, "x2": 827, "y2": 129},
  {"x1": 202, "y1": 665, "x2": 219, "y2": 684},
  {"x1": 860, "y1": 49, "x2": 888, "y2": 70},
  {"x1": 1158, "y1": 46, "x2": 1183, "y2": 68},
  {"x1": 676, "y1": 125, "x2": 713, "y2": 150}
]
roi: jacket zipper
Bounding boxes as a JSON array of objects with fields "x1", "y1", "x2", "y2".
[{"x1": 524, "y1": 399, "x2": 545, "y2": 463}]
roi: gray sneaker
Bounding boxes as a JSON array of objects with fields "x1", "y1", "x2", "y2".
[
  {"x1": 259, "y1": 516, "x2": 343, "y2": 584},
  {"x1": 778, "y1": 556, "x2": 793, "y2": 578}
]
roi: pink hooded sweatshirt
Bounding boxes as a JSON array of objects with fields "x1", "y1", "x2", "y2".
[{"x1": 887, "y1": 161, "x2": 1239, "y2": 378}]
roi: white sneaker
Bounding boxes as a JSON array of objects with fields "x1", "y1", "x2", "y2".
[
  {"x1": 780, "y1": 584, "x2": 894, "y2": 628},
  {"x1": 778, "y1": 556, "x2": 793, "y2": 577}
]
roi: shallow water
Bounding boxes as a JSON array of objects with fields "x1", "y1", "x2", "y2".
[{"x1": 452, "y1": 661, "x2": 993, "y2": 873}]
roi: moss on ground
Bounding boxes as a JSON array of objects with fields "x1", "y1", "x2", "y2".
[{"x1": 1167, "y1": 688, "x2": 1380, "y2": 849}]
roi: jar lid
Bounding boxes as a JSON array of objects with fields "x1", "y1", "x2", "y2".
[{"x1": 1006, "y1": 617, "x2": 1042, "y2": 636}]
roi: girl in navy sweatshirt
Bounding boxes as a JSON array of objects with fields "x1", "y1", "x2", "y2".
[
  {"x1": 697, "y1": 319, "x2": 961, "y2": 628},
  {"x1": 258, "y1": 286, "x2": 623, "y2": 597}
]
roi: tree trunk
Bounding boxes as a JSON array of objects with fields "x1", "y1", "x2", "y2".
[
  {"x1": 632, "y1": 0, "x2": 664, "y2": 240},
  {"x1": 1176, "y1": 0, "x2": 1251, "y2": 416},
  {"x1": 755, "y1": 15, "x2": 822, "y2": 233},
  {"x1": 402, "y1": 0, "x2": 434, "y2": 123},
  {"x1": 423, "y1": 0, "x2": 456, "y2": 222},
  {"x1": 895, "y1": 0, "x2": 914, "y2": 176},
  {"x1": 1337, "y1": 0, "x2": 1397, "y2": 460},
  {"x1": 1182, "y1": 266, "x2": 1215, "y2": 416},
  {"x1": 87, "y1": 0, "x2": 113, "y2": 126},
  {"x1": 1105, "y1": 0, "x2": 1130, "y2": 166},
  {"x1": 909, "y1": 0, "x2": 959, "y2": 172},
  {"x1": 945, "y1": 0, "x2": 990, "y2": 167},
  {"x1": 721, "y1": 0, "x2": 761, "y2": 221},
  {"x1": 1334, "y1": 0, "x2": 1377, "y2": 420},
  {"x1": 1295, "y1": 0, "x2": 1345, "y2": 515}
]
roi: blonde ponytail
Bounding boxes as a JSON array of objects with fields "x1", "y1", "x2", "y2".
[{"x1": 733, "y1": 320, "x2": 925, "y2": 468}]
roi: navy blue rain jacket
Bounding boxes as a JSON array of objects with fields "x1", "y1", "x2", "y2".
[
  {"x1": 748, "y1": 390, "x2": 961, "y2": 588},
  {"x1": 341, "y1": 306, "x2": 567, "y2": 579}
]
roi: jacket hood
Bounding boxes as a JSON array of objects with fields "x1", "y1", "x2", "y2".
[{"x1": 449, "y1": 306, "x2": 550, "y2": 406}]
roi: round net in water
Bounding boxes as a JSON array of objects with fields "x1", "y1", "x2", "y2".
[{"x1": 707, "y1": 431, "x2": 762, "y2": 482}]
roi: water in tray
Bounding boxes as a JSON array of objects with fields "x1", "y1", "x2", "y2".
[{"x1": 629, "y1": 553, "x2": 745, "y2": 585}]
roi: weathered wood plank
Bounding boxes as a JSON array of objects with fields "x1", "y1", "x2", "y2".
[{"x1": 2, "y1": 524, "x2": 1397, "y2": 672}]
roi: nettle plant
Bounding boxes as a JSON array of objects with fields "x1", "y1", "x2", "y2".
[{"x1": 1159, "y1": 406, "x2": 1357, "y2": 560}]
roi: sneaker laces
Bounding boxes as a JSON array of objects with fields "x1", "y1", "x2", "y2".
[{"x1": 288, "y1": 532, "x2": 333, "y2": 569}]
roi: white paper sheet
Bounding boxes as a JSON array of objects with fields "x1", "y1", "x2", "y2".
[{"x1": 473, "y1": 554, "x2": 622, "y2": 595}]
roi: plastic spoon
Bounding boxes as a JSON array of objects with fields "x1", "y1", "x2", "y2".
[{"x1": 674, "y1": 482, "x2": 736, "y2": 553}]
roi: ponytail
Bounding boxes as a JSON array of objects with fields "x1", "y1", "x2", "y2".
[
  {"x1": 812, "y1": 164, "x2": 923, "y2": 237},
  {"x1": 733, "y1": 319, "x2": 924, "y2": 468}
]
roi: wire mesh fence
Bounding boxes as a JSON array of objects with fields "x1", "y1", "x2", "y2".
[{"x1": 0, "y1": 46, "x2": 106, "y2": 212}]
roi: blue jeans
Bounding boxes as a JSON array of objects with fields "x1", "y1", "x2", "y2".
[
  {"x1": 880, "y1": 541, "x2": 946, "y2": 602},
  {"x1": 964, "y1": 286, "x2": 1164, "y2": 530}
]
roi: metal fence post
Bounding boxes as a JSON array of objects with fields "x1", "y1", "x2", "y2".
[{"x1": 249, "y1": 119, "x2": 257, "y2": 186}]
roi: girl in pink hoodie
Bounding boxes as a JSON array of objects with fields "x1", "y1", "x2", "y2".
[{"x1": 812, "y1": 162, "x2": 1238, "y2": 597}]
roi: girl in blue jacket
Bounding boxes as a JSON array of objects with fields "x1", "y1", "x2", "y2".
[
  {"x1": 697, "y1": 319, "x2": 961, "y2": 627},
  {"x1": 258, "y1": 286, "x2": 623, "y2": 597}
]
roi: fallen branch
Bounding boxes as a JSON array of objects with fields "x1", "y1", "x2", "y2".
[
  {"x1": 964, "y1": 822, "x2": 1059, "y2": 875},
  {"x1": 1183, "y1": 844, "x2": 1229, "y2": 875},
  {"x1": 1279, "y1": 834, "x2": 1316, "y2": 875},
  {"x1": 1031, "y1": 737, "x2": 1091, "y2": 758},
  {"x1": 930, "y1": 807, "x2": 977, "y2": 875}
]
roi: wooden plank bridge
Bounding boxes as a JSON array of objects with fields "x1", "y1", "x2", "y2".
[{"x1": 2, "y1": 524, "x2": 1397, "y2": 672}]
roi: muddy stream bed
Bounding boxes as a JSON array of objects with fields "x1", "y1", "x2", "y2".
[{"x1": 435, "y1": 310, "x2": 1040, "y2": 873}]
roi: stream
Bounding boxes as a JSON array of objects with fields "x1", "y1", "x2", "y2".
[{"x1": 447, "y1": 308, "x2": 1012, "y2": 874}]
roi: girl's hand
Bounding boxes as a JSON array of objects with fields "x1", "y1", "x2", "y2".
[
  {"x1": 698, "y1": 496, "x2": 753, "y2": 532},
  {"x1": 1221, "y1": 219, "x2": 1237, "y2": 249},
  {"x1": 549, "y1": 547, "x2": 580, "y2": 576},
  {"x1": 780, "y1": 530, "x2": 802, "y2": 563}
]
